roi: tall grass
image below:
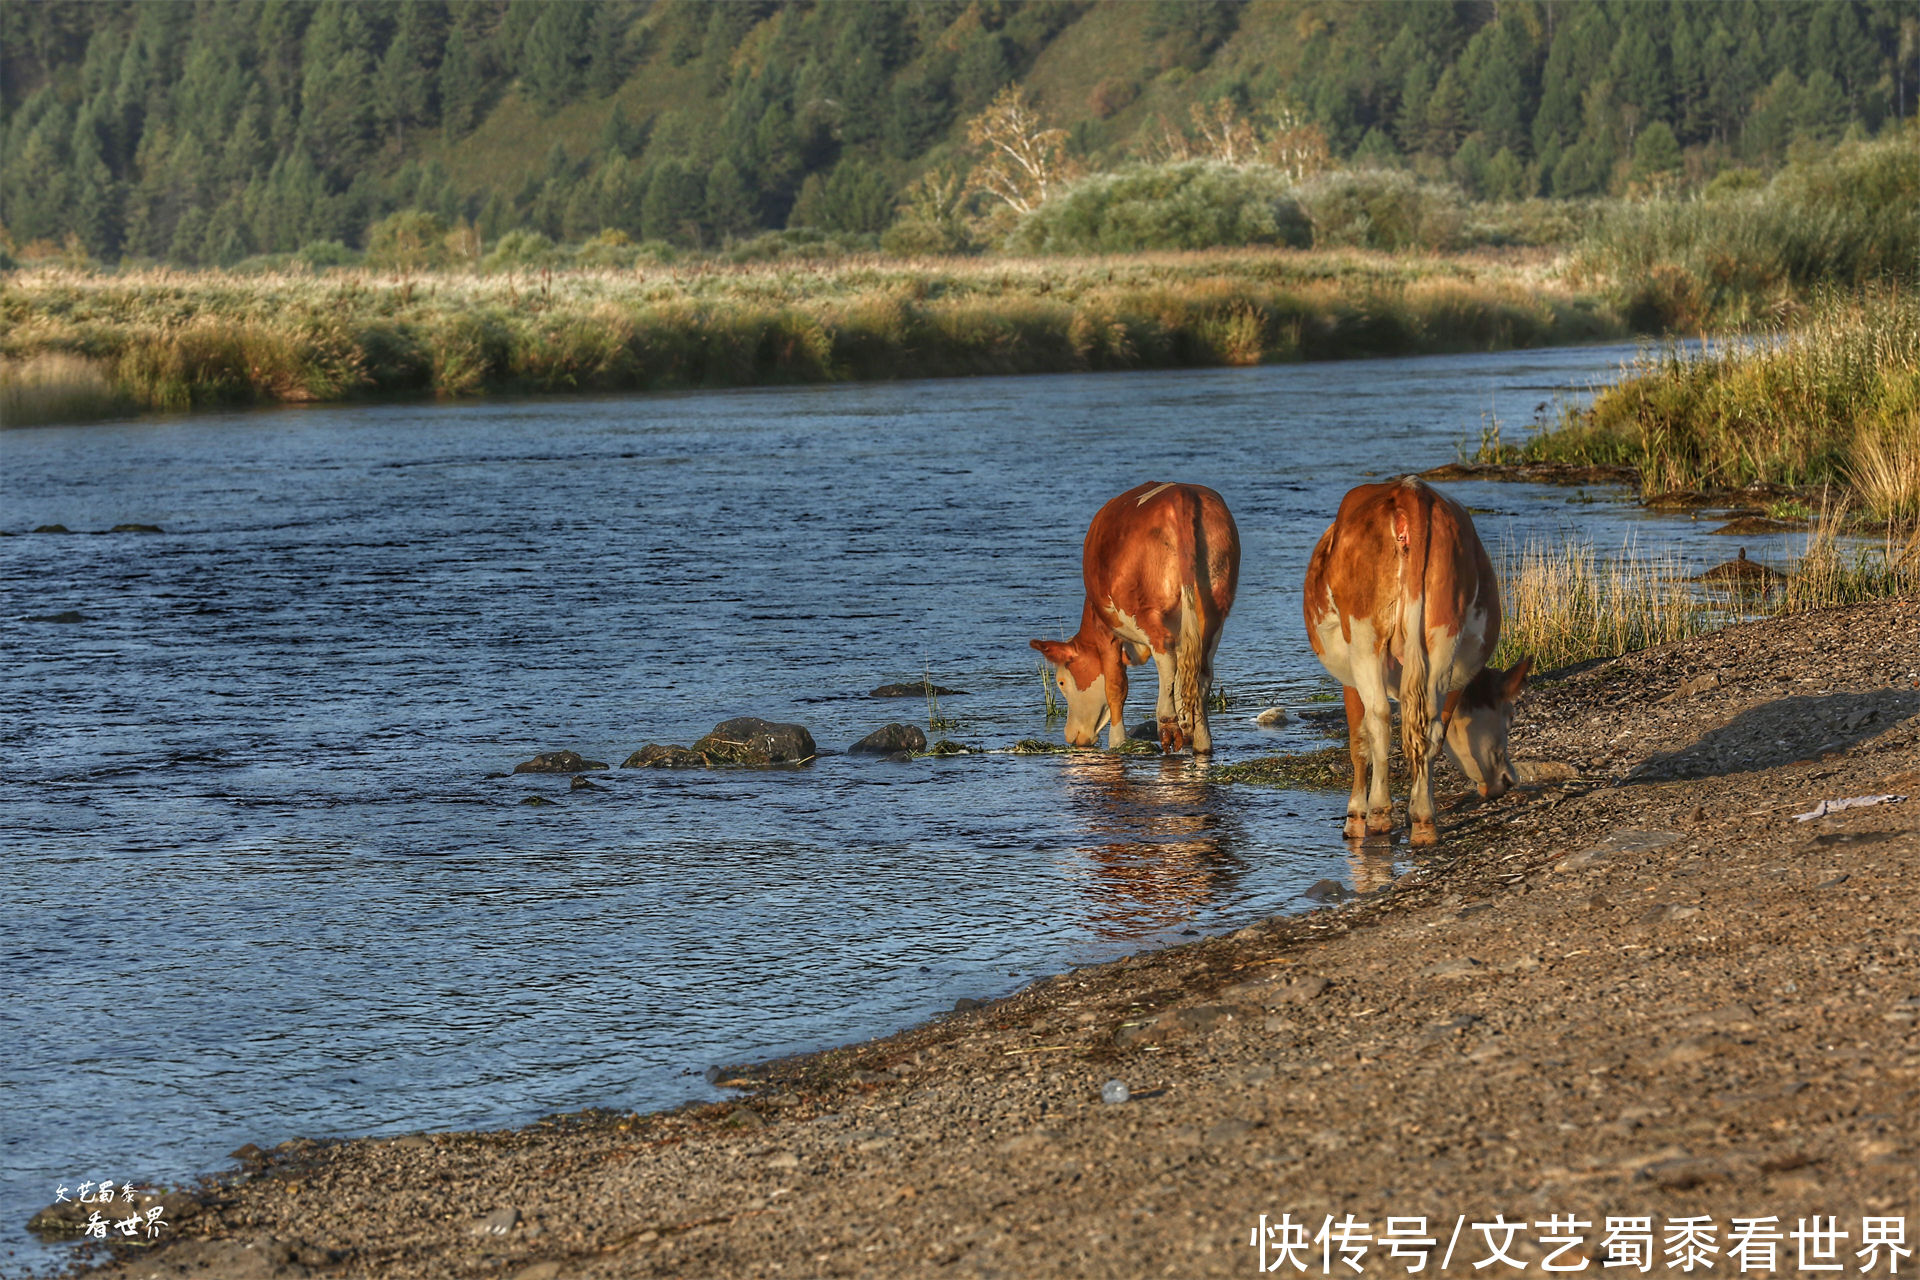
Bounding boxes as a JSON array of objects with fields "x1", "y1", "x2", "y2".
[
  {"x1": 1494, "y1": 520, "x2": 1918, "y2": 673},
  {"x1": 0, "y1": 352, "x2": 136, "y2": 425},
  {"x1": 1494, "y1": 538, "x2": 1711, "y2": 671},
  {"x1": 1517, "y1": 289, "x2": 1920, "y2": 520},
  {"x1": 0, "y1": 251, "x2": 1624, "y2": 425}
]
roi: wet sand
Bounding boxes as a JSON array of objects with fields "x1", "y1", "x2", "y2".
[{"x1": 55, "y1": 599, "x2": 1920, "y2": 1279}]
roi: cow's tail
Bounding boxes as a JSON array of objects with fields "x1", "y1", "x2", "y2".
[{"x1": 1395, "y1": 483, "x2": 1434, "y2": 769}]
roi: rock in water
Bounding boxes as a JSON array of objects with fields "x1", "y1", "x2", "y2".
[
  {"x1": 1253, "y1": 705, "x2": 1289, "y2": 726},
  {"x1": 623, "y1": 745, "x2": 711, "y2": 769},
  {"x1": 513, "y1": 750, "x2": 608, "y2": 774},
  {"x1": 850, "y1": 723, "x2": 927, "y2": 754},
  {"x1": 871, "y1": 681, "x2": 967, "y2": 698},
  {"x1": 690, "y1": 717, "x2": 817, "y2": 765}
]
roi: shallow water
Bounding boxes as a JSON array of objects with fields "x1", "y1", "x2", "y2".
[{"x1": 0, "y1": 344, "x2": 1786, "y2": 1269}]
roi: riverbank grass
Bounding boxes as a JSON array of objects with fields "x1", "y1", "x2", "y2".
[
  {"x1": 1511, "y1": 291, "x2": 1920, "y2": 522},
  {"x1": 0, "y1": 251, "x2": 1621, "y2": 426}
]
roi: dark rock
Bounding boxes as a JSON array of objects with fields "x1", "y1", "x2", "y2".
[
  {"x1": 623, "y1": 745, "x2": 711, "y2": 769},
  {"x1": 519, "y1": 796, "x2": 556, "y2": 806},
  {"x1": 720, "y1": 1106, "x2": 766, "y2": 1130},
  {"x1": 691, "y1": 717, "x2": 816, "y2": 765},
  {"x1": 109, "y1": 523, "x2": 164, "y2": 533},
  {"x1": 871, "y1": 681, "x2": 967, "y2": 698},
  {"x1": 229, "y1": 1143, "x2": 268, "y2": 1166},
  {"x1": 1303, "y1": 878, "x2": 1350, "y2": 903},
  {"x1": 32, "y1": 524, "x2": 70, "y2": 534},
  {"x1": 851, "y1": 723, "x2": 927, "y2": 755},
  {"x1": 1696, "y1": 547, "x2": 1785, "y2": 585},
  {"x1": 513, "y1": 750, "x2": 608, "y2": 774},
  {"x1": 25, "y1": 610, "x2": 87, "y2": 623},
  {"x1": 952, "y1": 997, "x2": 985, "y2": 1012},
  {"x1": 569, "y1": 775, "x2": 600, "y2": 790}
]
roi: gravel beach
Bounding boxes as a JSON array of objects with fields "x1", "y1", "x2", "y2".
[{"x1": 49, "y1": 598, "x2": 1920, "y2": 1280}]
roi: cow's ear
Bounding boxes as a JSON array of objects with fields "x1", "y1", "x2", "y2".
[
  {"x1": 1502, "y1": 657, "x2": 1532, "y2": 701},
  {"x1": 1031, "y1": 639, "x2": 1071, "y2": 665}
]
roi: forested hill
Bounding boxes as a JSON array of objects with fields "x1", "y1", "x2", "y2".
[{"x1": 3, "y1": 0, "x2": 1914, "y2": 266}]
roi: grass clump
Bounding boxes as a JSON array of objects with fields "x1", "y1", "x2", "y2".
[
  {"x1": 1493, "y1": 538, "x2": 1712, "y2": 672},
  {"x1": 1517, "y1": 289, "x2": 1920, "y2": 521},
  {"x1": 1008, "y1": 738, "x2": 1069, "y2": 754}
]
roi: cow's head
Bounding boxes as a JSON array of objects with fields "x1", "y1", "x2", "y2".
[
  {"x1": 1443, "y1": 658, "x2": 1530, "y2": 798},
  {"x1": 1031, "y1": 638, "x2": 1109, "y2": 747}
]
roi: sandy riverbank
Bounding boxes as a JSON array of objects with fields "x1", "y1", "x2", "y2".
[{"x1": 49, "y1": 598, "x2": 1920, "y2": 1279}]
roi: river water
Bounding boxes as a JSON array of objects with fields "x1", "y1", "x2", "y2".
[{"x1": 0, "y1": 343, "x2": 1772, "y2": 1269}]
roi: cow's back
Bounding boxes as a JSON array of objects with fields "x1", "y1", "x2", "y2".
[
  {"x1": 1083, "y1": 482, "x2": 1238, "y2": 617},
  {"x1": 1305, "y1": 478, "x2": 1499, "y2": 690}
]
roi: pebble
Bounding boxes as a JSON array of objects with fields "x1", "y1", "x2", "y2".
[{"x1": 1101, "y1": 1080, "x2": 1130, "y2": 1105}]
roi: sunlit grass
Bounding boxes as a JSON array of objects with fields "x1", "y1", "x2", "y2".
[
  {"x1": 1515, "y1": 289, "x2": 1920, "y2": 523},
  {"x1": 1494, "y1": 518, "x2": 1918, "y2": 674},
  {"x1": 0, "y1": 250, "x2": 1623, "y2": 423}
]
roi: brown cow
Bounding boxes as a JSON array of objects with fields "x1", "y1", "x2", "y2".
[
  {"x1": 1305, "y1": 477, "x2": 1529, "y2": 845},
  {"x1": 1031, "y1": 482, "x2": 1240, "y2": 754}
]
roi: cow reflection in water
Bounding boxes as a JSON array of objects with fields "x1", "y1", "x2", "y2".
[{"x1": 1059, "y1": 753, "x2": 1247, "y2": 939}]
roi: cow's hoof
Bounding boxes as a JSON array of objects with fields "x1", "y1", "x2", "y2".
[
  {"x1": 1366, "y1": 812, "x2": 1392, "y2": 835},
  {"x1": 1410, "y1": 820, "x2": 1439, "y2": 847},
  {"x1": 1343, "y1": 815, "x2": 1368, "y2": 840}
]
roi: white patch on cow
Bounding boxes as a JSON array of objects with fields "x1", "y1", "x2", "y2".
[
  {"x1": 1309, "y1": 590, "x2": 1360, "y2": 686},
  {"x1": 1134, "y1": 481, "x2": 1177, "y2": 506},
  {"x1": 1102, "y1": 603, "x2": 1151, "y2": 650}
]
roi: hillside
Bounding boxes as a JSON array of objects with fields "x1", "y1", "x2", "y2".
[{"x1": 0, "y1": 0, "x2": 1914, "y2": 265}]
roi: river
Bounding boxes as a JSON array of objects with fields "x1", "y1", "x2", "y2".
[{"x1": 0, "y1": 342, "x2": 1775, "y2": 1270}]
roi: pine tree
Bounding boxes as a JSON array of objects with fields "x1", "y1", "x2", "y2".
[
  {"x1": 438, "y1": 25, "x2": 481, "y2": 138},
  {"x1": 1796, "y1": 68, "x2": 1851, "y2": 142},
  {"x1": 704, "y1": 158, "x2": 755, "y2": 240},
  {"x1": 587, "y1": 2, "x2": 632, "y2": 97},
  {"x1": 523, "y1": 2, "x2": 593, "y2": 111}
]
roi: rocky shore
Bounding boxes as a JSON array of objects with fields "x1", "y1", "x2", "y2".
[{"x1": 54, "y1": 600, "x2": 1920, "y2": 1280}]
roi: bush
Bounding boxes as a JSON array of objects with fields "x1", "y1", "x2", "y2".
[
  {"x1": 481, "y1": 230, "x2": 561, "y2": 273},
  {"x1": 1005, "y1": 162, "x2": 1311, "y2": 254},
  {"x1": 1292, "y1": 170, "x2": 1468, "y2": 252},
  {"x1": 297, "y1": 240, "x2": 358, "y2": 270},
  {"x1": 366, "y1": 209, "x2": 453, "y2": 271}
]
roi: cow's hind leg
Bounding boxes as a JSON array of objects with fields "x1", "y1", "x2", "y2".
[
  {"x1": 1353, "y1": 670, "x2": 1394, "y2": 835},
  {"x1": 1148, "y1": 645, "x2": 1185, "y2": 753},
  {"x1": 1407, "y1": 682, "x2": 1448, "y2": 845},
  {"x1": 1188, "y1": 629, "x2": 1223, "y2": 755},
  {"x1": 1342, "y1": 686, "x2": 1370, "y2": 839}
]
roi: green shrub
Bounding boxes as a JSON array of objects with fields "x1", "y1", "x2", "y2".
[
  {"x1": 1293, "y1": 170, "x2": 1468, "y2": 252},
  {"x1": 1005, "y1": 162, "x2": 1311, "y2": 255},
  {"x1": 297, "y1": 240, "x2": 357, "y2": 270},
  {"x1": 365, "y1": 209, "x2": 453, "y2": 271},
  {"x1": 480, "y1": 230, "x2": 560, "y2": 273}
]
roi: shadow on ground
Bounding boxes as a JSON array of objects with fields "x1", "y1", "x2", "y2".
[{"x1": 1627, "y1": 690, "x2": 1920, "y2": 784}]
